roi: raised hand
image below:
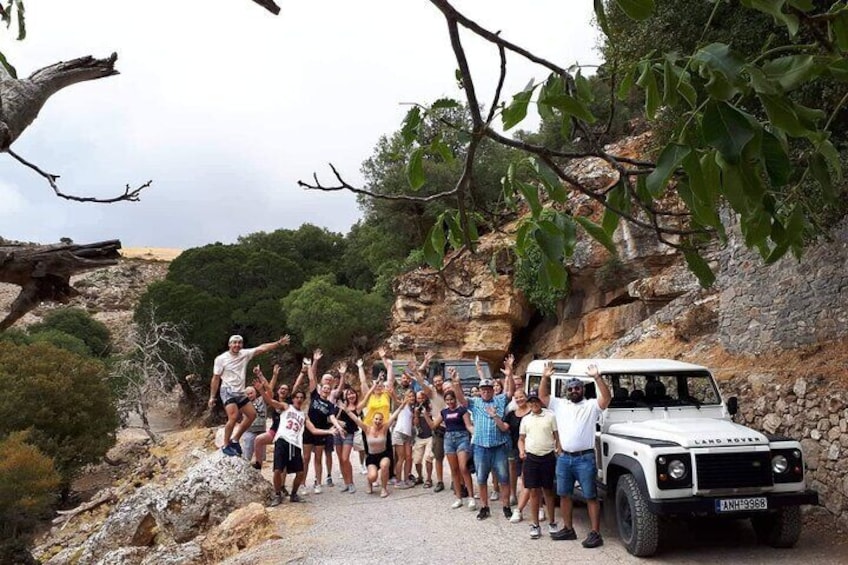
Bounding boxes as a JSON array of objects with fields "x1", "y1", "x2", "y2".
[
  {"x1": 424, "y1": 350, "x2": 435, "y2": 363},
  {"x1": 356, "y1": 358, "x2": 364, "y2": 368},
  {"x1": 448, "y1": 367, "x2": 459, "y2": 383},
  {"x1": 542, "y1": 361, "x2": 554, "y2": 379},
  {"x1": 338, "y1": 361, "x2": 349, "y2": 375},
  {"x1": 503, "y1": 354, "x2": 514, "y2": 374},
  {"x1": 278, "y1": 335, "x2": 291, "y2": 346},
  {"x1": 273, "y1": 364, "x2": 281, "y2": 377},
  {"x1": 587, "y1": 363, "x2": 600, "y2": 378},
  {"x1": 377, "y1": 346, "x2": 390, "y2": 359},
  {"x1": 313, "y1": 348, "x2": 323, "y2": 361}
]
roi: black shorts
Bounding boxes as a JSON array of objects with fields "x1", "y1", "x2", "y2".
[
  {"x1": 273, "y1": 438, "x2": 304, "y2": 473},
  {"x1": 224, "y1": 395, "x2": 250, "y2": 408},
  {"x1": 522, "y1": 452, "x2": 556, "y2": 489},
  {"x1": 324, "y1": 433, "x2": 335, "y2": 450},
  {"x1": 302, "y1": 428, "x2": 329, "y2": 446},
  {"x1": 365, "y1": 450, "x2": 391, "y2": 468}
]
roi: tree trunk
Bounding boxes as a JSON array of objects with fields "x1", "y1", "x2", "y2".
[{"x1": 0, "y1": 239, "x2": 121, "y2": 330}]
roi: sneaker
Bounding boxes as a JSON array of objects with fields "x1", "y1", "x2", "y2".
[
  {"x1": 490, "y1": 490, "x2": 500, "y2": 501},
  {"x1": 268, "y1": 493, "x2": 283, "y2": 507},
  {"x1": 339, "y1": 484, "x2": 350, "y2": 493},
  {"x1": 548, "y1": 522, "x2": 559, "y2": 534},
  {"x1": 348, "y1": 484, "x2": 356, "y2": 494},
  {"x1": 251, "y1": 461, "x2": 262, "y2": 470},
  {"x1": 502, "y1": 506, "x2": 512, "y2": 519},
  {"x1": 530, "y1": 524, "x2": 541, "y2": 539},
  {"x1": 221, "y1": 444, "x2": 237, "y2": 457},
  {"x1": 389, "y1": 477, "x2": 398, "y2": 486},
  {"x1": 414, "y1": 476, "x2": 424, "y2": 485},
  {"x1": 313, "y1": 484, "x2": 322, "y2": 494},
  {"x1": 473, "y1": 492, "x2": 480, "y2": 499},
  {"x1": 396, "y1": 480, "x2": 411, "y2": 489},
  {"x1": 451, "y1": 498, "x2": 464, "y2": 509},
  {"x1": 550, "y1": 527, "x2": 577, "y2": 541},
  {"x1": 229, "y1": 441, "x2": 243, "y2": 456},
  {"x1": 468, "y1": 499, "x2": 477, "y2": 511},
  {"x1": 281, "y1": 487, "x2": 289, "y2": 497},
  {"x1": 325, "y1": 475, "x2": 334, "y2": 486},
  {"x1": 289, "y1": 493, "x2": 304, "y2": 503},
  {"x1": 434, "y1": 482, "x2": 445, "y2": 493},
  {"x1": 360, "y1": 468, "x2": 368, "y2": 475},
  {"x1": 408, "y1": 474, "x2": 416, "y2": 483},
  {"x1": 538, "y1": 508, "x2": 546, "y2": 522},
  {"x1": 510, "y1": 509, "x2": 523, "y2": 523},
  {"x1": 476, "y1": 506, "x2": 491, "y2": 520},
  {"x1": 582, "y1": 530, "x2": 604, "y2": 548}
]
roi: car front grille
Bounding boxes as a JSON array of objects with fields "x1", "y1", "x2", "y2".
[{"x1": 695, "y1": 452, "x2": 773, "y2": 490}]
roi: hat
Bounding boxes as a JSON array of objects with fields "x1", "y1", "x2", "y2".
[
  {"x1": 565, "y1": 377, "x2": 584, "y2": 389},
  {"x1": 478, "y1": 378, "x2": 495, "y2": 388},
  {"x1": 228, "y1": 334, "x2": 244, "y2": 345},
  {"x1": 527, "y1": 388, "x2": 541, "y2": 402}
]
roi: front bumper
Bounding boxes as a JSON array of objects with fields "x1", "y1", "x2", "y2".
[{"x1": 646, "y1": 489, "x2": 819, "y2": 516}]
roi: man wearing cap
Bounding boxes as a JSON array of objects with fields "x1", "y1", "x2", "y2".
[
  {"x1": 540, "y1": 361, "x2": 610, "y2": 548},
  {"x1": 454, "y1": 356, "x2": 514, "y2": 520},
  {"x1": 518, "y1": 388, "x2": 559, "y2": 539},
  {"x1": 209, "y1": 334, "x2": 291, "y2": 457}
]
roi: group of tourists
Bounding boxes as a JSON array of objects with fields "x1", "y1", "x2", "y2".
[{"x1": 208, "y1": 334, "x2": 610, "y2": 547}]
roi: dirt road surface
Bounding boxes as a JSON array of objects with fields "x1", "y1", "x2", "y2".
[{"x1": 222, "y1": 455, "x2": 845, "y2": 565}]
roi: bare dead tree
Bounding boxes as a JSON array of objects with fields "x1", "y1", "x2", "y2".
[{"x1": 111, "y1": 305, "x2": 201, "y2": 442}]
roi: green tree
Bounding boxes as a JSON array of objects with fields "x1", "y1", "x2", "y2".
[
  {"x1": 28, "y1": 329, "x2": 91, "y2": 357},
  {"x1": 27, "y1": 307, "x2": 112, "y2": 358},
  {"x1": 283, "y1": 275, "x2": 389, "y2": 355},
  {"x1": 0, "y1": 343, "x2": 118, "y2": 491},
  {"x1": 0, "y1": 431, "x2": 60, "y2": 540}
]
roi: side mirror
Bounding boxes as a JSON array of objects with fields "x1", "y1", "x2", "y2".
[{"x1": 726, "y1": 396, "x2": 738, "y2": 416}]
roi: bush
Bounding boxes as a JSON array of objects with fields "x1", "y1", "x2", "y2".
[
  {"x1": 0, "y1": 431, "x2": 60, "y2": 539},
  {"x1": 28, "y1": 307, "x2": 112, "y2": 358},
  {"x1": 0, "y1": 343, "x2": 118, "y2": 487},
  {"x1": 283, "y1": 275, "x2": 389, "y2": 355},
  {"x1": 29, "y1": 329, "x2": 91, "y2": 357},
  {"x1": 514, "y1": 244, "x2": 569, "y2": 317}
]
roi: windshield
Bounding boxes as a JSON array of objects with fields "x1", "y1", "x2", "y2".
[{"x1": 606, "y1": 371, "x2": 720, "y2": 408}]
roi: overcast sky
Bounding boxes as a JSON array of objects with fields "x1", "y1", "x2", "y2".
[{"x1": 0, "y1": 0, "x2": 600, "y2": 249}]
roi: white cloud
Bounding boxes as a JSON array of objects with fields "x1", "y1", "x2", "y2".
[{"x1": 0, "y1": 0, "x2": 600, "y2": 248}]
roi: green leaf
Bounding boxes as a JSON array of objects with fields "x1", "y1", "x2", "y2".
[
  {"x1": 758, "y1": 93, "x2": 808, "y2": 136},
  {"x1": 467, "y1": 213, "x2": 480, "y2": 244},
  {"x1": 602, "y1": 180, "x2": 627, "y2": 236},
  {"x1": 761, "y1": 130, "x2": 791, "y2": 186},
  {"x1": 517, "y1": 181, "x2": 543, "y2": 217},
  {"x1": 829, "y1": 59, "x2": 848, "y2": 82},
  {"x1": 662, "y1": 59, "x2": 679, "y2": 107},
  {"x1": 575, "y1": 216, "x2": 618, "y2": 256},
  {"x1": 702, "y1": 101, "x2": 756, "y2": 164},
  {"x1": 502, "y1": 89, "x2": 534, "y2": 130},
  {"x1": 819, "y1": 139, "x2": 843, "y2": 182},
  {"x1": 431, "y1": 98, "x2": 460, "y2": 110},
  {"x1": 445, "y1": 212, "x2": 463, "y2": 249},
  {"x1": 543, "y1": 258, "x2": 568, "y2": 290},
  {"x1": 544, "y1": 94, "x2": 596, "y2": 123},
  {"x1": 535, "y1": 220, "x2": 565, "y2": 263},
  {"x1": 747, "y1": 66, "x2": 780, "y2": 95},
  {"x1": 833, "y1": 9, "x2": 848, "y2": 51},
  {"x1": 761, "y1": 55, "x2": 820, "y2": 92},
  {"x1": 742, "y1": 0, "x2": 799, "y2": 35},
  {"x1": 636, "y1": 61, "x2": 661, "y2": 118},
  {"x1": 422, "y1": 226, "x2": 443, "y2": 269},
  {"x1": 810, "y1": 152, "x2": 835, "y2": 201},
  {"x1": 616, "y1": 66, "x2": 635, "y2": 101},
  {"x1": 532, "y1": 158, "x2": 567, "y2": 203},
  {"x1": 594, "y1": 0, "x2": 611, "y2": 35},
  {"x1": 693, "y1": 43, "x2": 744, "y2": 100},
  {"x1": 400, "y1": 107, "x2": 421, "y2": 145},
  {"x1": 14, "y1": 0, "x2": 24, "y2": 40},
  {"x1": 429, "y1": 137, "x2": 455, "y2": 163},
  {"x1": 406, "y1": 147, "x2": 426, "y2": 190},
  {"x1": 646, "y1": 143, "x2": 691, "y2": 197},
  {"x1": 575, "y1": 70, "x2": 594, "y2": 103},
  {"x1": 431, "y1": 218, "x2": 447, "y2": 255},
  {"x1": 716, "y1": 156, "x2": 750, "y2": 213},
  {"x1": 615, "y1": 0, "x2": 656, "y2": 21},
  {"x1": 0, "y1": 50, "x2": 17, "y2": 78},
  {"x1": 682, "y1": 153, "x2": 721, "y2": 229},
  {"x1": 683, "y1": 249, "x2": 715, "y2": 287}
]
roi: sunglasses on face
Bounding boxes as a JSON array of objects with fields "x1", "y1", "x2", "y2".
[{"x1": 566, "y1": 386, "x2": 583, "y2": 392}]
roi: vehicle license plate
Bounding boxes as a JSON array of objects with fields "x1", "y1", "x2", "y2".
[{"x1": 715, "y1": 497, "x2": 768, "y2": 512}]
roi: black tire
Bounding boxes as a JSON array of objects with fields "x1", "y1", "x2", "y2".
[
  {"x1": 751, "y1": 506, "x2": 802, "y2": 548},
  {"x1": 615, "y1": 474, "x2": 660, "y2": 557}
]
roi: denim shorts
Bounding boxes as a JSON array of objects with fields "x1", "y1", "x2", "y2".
[
  {"x1": 444, "y1": 431, "x2": 471, "y2": 455},
  {"x1": 220, "y1": 384, "x2": 249, "y2": 408},
  {"x1": 556, "y1": 451, "x2": 598, "y2": 499},
  {"x1": 473, "y1": 442, "x2": 509, "y2": 485},
  {"x1": 334, "y1": 432, "x2": 354, "y2": 447}
]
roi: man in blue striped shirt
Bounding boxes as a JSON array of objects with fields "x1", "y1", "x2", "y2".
[{"x1": 454, "y1": 355, "x2": 515, "y2": 521}]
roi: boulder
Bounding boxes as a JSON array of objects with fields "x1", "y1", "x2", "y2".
[{"x1": 201, "y1": 502, "x2": 274, "y2": 562}]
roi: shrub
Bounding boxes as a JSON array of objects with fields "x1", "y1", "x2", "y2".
[
  {"x1": 28, "y1": 307, "x2": 112, "y2": 358},
  {"x1": 0, "y1": 431, "x2": 60, "y2": 539}
]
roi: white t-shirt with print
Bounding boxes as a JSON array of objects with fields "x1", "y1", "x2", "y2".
[
  {"x1": 549, "y1": 396, "x2": 602, "y2": 453},
  {"x1": 275, "y1": 405, "x2": 307, "y2": 449}
]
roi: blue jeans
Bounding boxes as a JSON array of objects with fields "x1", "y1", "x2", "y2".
[
  {"x1": 473, "y1": 443, "x2": 509, "y2": 485},
  {"x1": 556, "y1": 451, "x2": 598, "y2": 499},
  {"x1": 444, "y1": 431, "x2": 471, "y2": 455}
]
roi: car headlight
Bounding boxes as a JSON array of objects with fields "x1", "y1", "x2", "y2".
[
  {"x1": 668, "y1": 459, "x2": 687, "y2": 480},
  {"x1": 772, "y1": 454, "x2": 789, "y2": 474}
]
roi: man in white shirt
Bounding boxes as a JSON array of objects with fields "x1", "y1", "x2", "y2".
[
  {"x1": 209, "y1": 334, "x2": 290, "y2": 456},
  {"x1": 540, "y1": 361, "x2": 610, "y2": 548}
]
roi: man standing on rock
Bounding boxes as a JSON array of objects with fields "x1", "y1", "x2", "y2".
[
  {"x1": 539, "y1": 361, "x2": 610, "y2": 548},
  {"x1": 208, "y1": 334, "x2": 290, "y2": 457}
]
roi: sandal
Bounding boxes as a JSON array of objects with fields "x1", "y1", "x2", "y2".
[
  {"x1": 423, "y1": 479, "x2": 433, "y2": 488},
  {"x1": 380, "y1": 489, "x2": 389, "y2": 498}
]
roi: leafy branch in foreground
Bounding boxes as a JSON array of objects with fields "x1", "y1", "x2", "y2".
[{"x1": 302, "y1": 0, "x2": 847, "y2": 291}]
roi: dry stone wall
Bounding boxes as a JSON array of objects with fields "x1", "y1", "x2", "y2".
[
  {"x1": 722, "y1": 373, "x2": 848, "y2": 526},
  {"x1": 718, "y1": 217, "x2": 848, "y2": 354}
]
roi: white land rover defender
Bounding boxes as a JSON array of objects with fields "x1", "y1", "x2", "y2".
[{"x1": 525, "y1": 359, "x2": 818, "y2": 557}]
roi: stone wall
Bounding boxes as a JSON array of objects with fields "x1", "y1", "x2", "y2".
[
  {"x1": 718, "y1": 217, "x2": 848, "y2": 353},
  {"x1": 723, "y1": 373, "x2": 848, "y2": 526}
]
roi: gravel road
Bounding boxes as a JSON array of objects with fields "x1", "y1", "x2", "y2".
[{"x1": 223, "y1": 454, "x2": 845, "y2": 565}]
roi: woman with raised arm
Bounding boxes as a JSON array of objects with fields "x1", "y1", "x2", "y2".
[
  {"x1": 303, "y1": 349, "x2": 345, "y2": 495},
  {"x1": 343, "y1": 387, "x2": 407, "y2": 498},
  {"x1": 250, "y1": 363, "x2": 306, "y2": 471},
  {"x1": 333, "y1": 361, "x2": 360, "y2": 493},
  {"x1": 423, "y1": 368, "x2": 476, "y2": 510}
]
